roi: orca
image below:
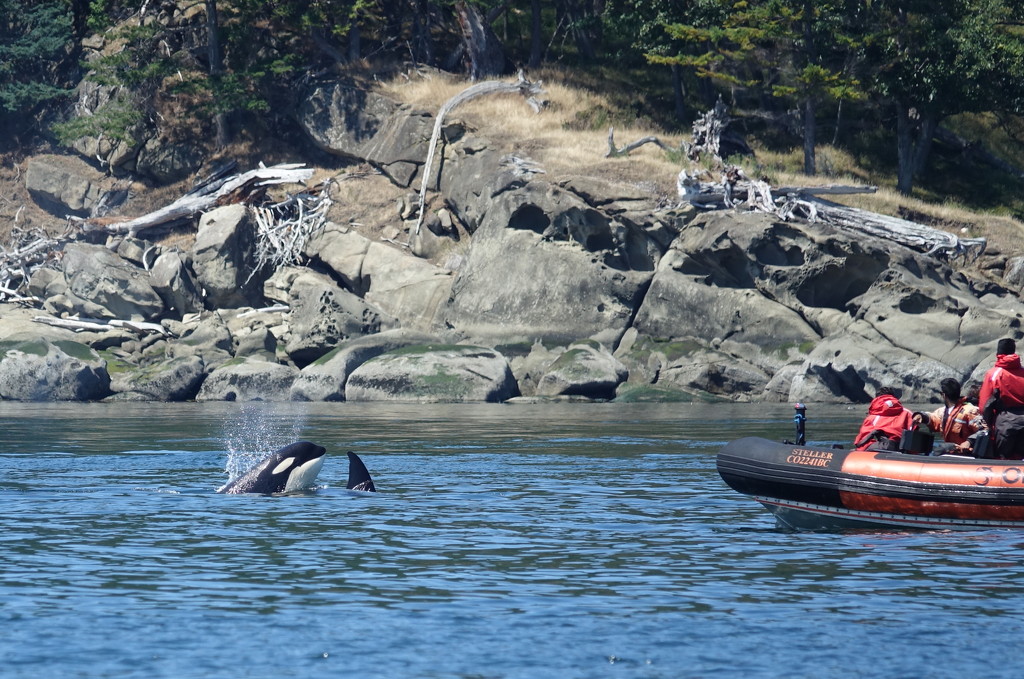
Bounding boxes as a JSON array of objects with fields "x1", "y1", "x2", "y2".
[
  {"x1": 218, "y1": 440, "x2": 327, "y2": 494},
  {"x1": 346, "y1": 451, "x2": 376, "y2": 492}
]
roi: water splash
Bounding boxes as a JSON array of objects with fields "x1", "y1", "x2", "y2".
[{"x1": 221, "y1": 404, "x2": 308, "y2": 480}]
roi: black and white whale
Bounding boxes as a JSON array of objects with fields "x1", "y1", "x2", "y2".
[
  {"x1": 218, "y1": 441, "x2": 327, "y2": 494},
  {"x1": 216, "y1": 441, "x2": 377, "y2": 495},
  {"x1": 346, "y1": 450, "x2": 376, "y2": 492}
]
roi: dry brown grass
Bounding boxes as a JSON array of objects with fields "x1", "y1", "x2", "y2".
[
  {"x1": 380, "y1": 67, "x2": 687, "y2": 198},
  {"x1": 380, "y1": 68, "x2": 1024, "y2": 256}
]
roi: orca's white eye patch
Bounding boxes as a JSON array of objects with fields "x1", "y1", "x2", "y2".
[{"x1": 272, "y1": 457, "x2": 295, "y2": 474}]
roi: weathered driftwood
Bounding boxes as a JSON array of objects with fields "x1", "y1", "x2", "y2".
[
  {"x1": 248, "y1": 178, "x2": 334, "y2": 282},
  {"x1": 0, "y1": 228, "x2": 62, "y2": 302},
  {"x1": 412, "y1": 71, "x2": 546, "y2": 240},
  {"x1": 78, "y1": 163, "x2": 315, "y2": 236},
  {"x1": 689, "y1": 97, "x2": 731, "y2": 162},
  {"x1": 679, "y1": 168, "x2": 879, "y2": 207},
  {"x1": 677, "y1": 169, "x2": 985, "y2": 262},
  {"x1": 32, "y1": 315, "x2": 169, "y2": 335},
  {"x1": 801, "y1": 197, "x2": 987, "y2": 261},
  {"x1": 605, "y1": 128, "x2": 674, "y2": 158}
]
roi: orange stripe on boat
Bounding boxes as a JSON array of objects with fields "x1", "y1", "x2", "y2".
[{"x1": 842, "y1": 450, "x2": 1024, "y2": 488}]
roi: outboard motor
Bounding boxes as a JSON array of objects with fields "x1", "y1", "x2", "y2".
[
  {"x1": 784, "y1": 403, "x2": 807, "y2": 445},
  {"x1": 793, "y1": 403, "x2": 807, "y2": 445}
]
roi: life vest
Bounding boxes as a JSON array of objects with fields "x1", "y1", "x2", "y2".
[
  {"x1": 923, "y1": 399, "x2": 986, "y2": 446},
  {"x1": 855, "y1": 394, "x2": 915, "y2": 450},
  {"x1": 980, "y1": 354, "x2": 1024, "y2": 411}
]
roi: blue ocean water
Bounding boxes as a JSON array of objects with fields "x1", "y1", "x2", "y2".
[{"x1": 2, "y1": 401, "x2": 1024, "y2": 678}]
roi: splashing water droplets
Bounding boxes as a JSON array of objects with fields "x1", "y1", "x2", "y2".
[{"x1": 221, "y1": 404, "x2": 308, "y2": 480}]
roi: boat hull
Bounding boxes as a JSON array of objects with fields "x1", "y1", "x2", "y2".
[{"x1": 718, "y1": 437, "x2": 1024, "y2": 530}]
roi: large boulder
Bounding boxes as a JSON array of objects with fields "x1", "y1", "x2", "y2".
[
  {"x1": 60, "y1": 243, "x2": 166, "y2": 320},
  {"x1": 296, "y1": 84, "x2": 434, "y2": 187},
  {"x1": 0, "y1": 337, "x2": 111, "y2": 401},
  {"x1": 303, "y1": 226, "x2": 453, "y2": 332},
  {"x1": 25, "y1": 154, "x2": 116, "y2": 217},
  {"x1": 196, "y1": 358, "x2": 299, "y2": 401},
  {"x1": 166, "y1": 312, "x2": 234, "y2": 370},
  {"x1": 107, "y1": 354, "x2": 206, "y2": 401},
  {"x1": 632, "y1": 210, "x2": 1024, "y2": 403},
  {"x1": 534, "y1": 340, "x2": 629, "y2": 399},
  {"x1": 191, "y1": 204, "x2": 265, "y2": 309},
  {"x1": 264, "y1": 266, "x2": 399, "y2": 367},
  {"x1": 134, "y1": 137, "x2": 205, "y2": 184},
  {"x1": 290, "y1": 328, "x2": 440, "y2": 401},
  {"x1": 439, "y1": 180, "x2": 660, "y2": 347},
  {"x1": 149, "y1": 250, "x2": 203, "y2": 317},
  {"x1": 345, "y1": 344, "x2": 519, "y2": 402}
]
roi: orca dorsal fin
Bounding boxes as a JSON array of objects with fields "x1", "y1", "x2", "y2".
[{"x1": 346, "y1": 451, "x2": 376, "y2": 492}]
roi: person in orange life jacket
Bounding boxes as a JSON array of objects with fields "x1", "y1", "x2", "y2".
[
  {"x1": 979, "y1": 338, "x2": 1024, "y2": 460},
  {"x1": 854, "y1": 387, "x2": 916, "y2": 450},
  {"x1": 911, "y1": 378, "x2": 987, "y2": 452}
]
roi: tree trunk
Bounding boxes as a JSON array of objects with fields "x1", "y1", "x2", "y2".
[
  {"x1": 455, "y1": 1, "x2": 505, "y2": 79},
  {"x1": 671, "y1": 64, "x2": 686, "y2": 122},
  {"x1": 412, "y1": 0, "x2": 435, "y2": 65},
  {"x1": 803, "y1": 96, "x2": 816, "y2": 175},
  {"x1": 529, "y1": 0, "x2": 542, "y2": 68},
  {"x1": 205, "y1": 0, "x2": 229, "y2": 148},
  {"x1": 348, "y1": 22, "x2": 361, "y2": 61},
  {"x1": 912, "y1": 110, "x2": 938, "y2": 178},
  {"x1": 896, "y1": 103, "x2": 915, "y2": 195}
]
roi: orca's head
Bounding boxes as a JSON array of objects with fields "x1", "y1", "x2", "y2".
[{"x1": 272, "y1": 441, "x2": 327, "y2": 493}]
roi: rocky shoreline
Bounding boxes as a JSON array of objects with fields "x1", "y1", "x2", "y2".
[{"x1": 3, "y1": 79, "x2": 1024, "y2": 405}]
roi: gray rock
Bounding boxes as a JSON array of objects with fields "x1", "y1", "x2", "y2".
[
  {"x1": 168, "y1": 312, "x2": 234, "y2": 370},
  {"x1": 297, "y1": 84, "x2": 434, "y2": 187},
  {"x1": 134, "y1": 137, "x2": 205, "y2": 184},
  {"x1": 108, "y1": 354, "x2": 206, "y2": 401},
  {"x1": 265, "y1": 266, "x2": 398, "y2": 367},
  {"x1": 290, "y1": 328, "x2": 440, "y2": 401},
  {"x1": 656, "y1": 348, "x2": 770, "y2": 402},
  {"x1": 535, "y1": 340, "x2": 629, "y2": 400},
  {"x1": 304, "y1": 227, "x2": 453, "y2": 332},
  {"x1": 439, "y1": 180, "x2": 657, "y2": 347},
  {"x1": 345, "y1": 344, "x2": 519, "y2": 402},
  {"x1": 196, "y1": 358, "x2": 299, "y2": 401},
  {"x1": 1004, "y1": 256, "x2": 1024, "y2": 291},
  {"x1": 0, "y1": 336, "x2": 111, "y2": 401},
  {"x1": 61, "y1": 243, "x2": 166, "y2": 320},
  {"x1": 25, "y1": 155, "x2": 113, "y2": 217},
  {"x1": 150, "y1": 250, "x2": 203, "y2": 317},
  {"x1": 191, "y1": 205, "x2": 265, "y2": 309}
]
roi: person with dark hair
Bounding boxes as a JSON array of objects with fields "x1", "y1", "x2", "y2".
[
  {"x1": 913, "y1": 377, "x2": 987, "y2": 453},
  {"x1": 978, "y1": 338, "x2": 1024, "y2": 459},
  {"x1": 854, "y1": 386, "x2": 915, "y2": 451}
]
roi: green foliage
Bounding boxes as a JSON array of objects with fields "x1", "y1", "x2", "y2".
[
  {"x1": 51, "y1": 90, "x2": 142, "y2": 145},
  {"x1": 0, "y1": 0, "x2": 73, "y2": 121}
]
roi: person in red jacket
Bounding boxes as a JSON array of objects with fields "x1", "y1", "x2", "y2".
[
  {"x1": 978, "y1": 338, "x2": 1024, "y2": 459},
  {"x1": 854, "y1": 387, "x2": 916, "y2": 451}
]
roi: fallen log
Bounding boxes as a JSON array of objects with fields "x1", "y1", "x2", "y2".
[
  {"x1": 677, "y1": 169, "x2": 984, "y2": 262},
  {"x1": 78, "y1": 163, "x2": 315, "y2": 236},
  {"x1": 33, "y1": 314, "x2": 170, "y2": 335},
  {"x1": 411, "y1": 71, "x2": 546, "y2": 240}
]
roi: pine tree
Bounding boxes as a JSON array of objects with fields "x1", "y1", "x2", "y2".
[{"x1": 0, "y1": 0, "x2": 73, "y2": 139}]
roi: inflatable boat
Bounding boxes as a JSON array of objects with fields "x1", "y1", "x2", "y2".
[{"x1": 717, "y1": 437, "x2": 1024, "y2": 530}]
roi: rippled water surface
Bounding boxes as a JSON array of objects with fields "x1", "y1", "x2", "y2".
[{"x1": 4, "y1": 401, "x2": 1024, "y2": 678}]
